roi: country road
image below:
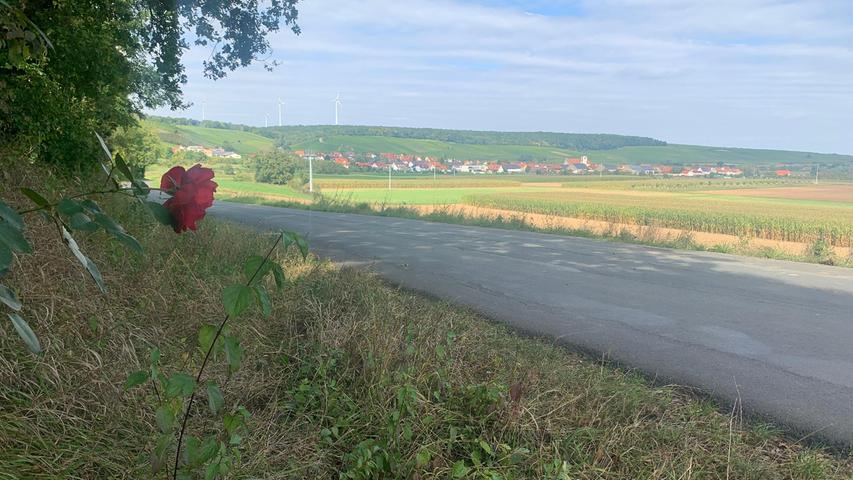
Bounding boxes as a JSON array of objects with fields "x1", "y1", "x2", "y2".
[{"x1": 207, "y1": 200, "x2": 853, "y2": 446}]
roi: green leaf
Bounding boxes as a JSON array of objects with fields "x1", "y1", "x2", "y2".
[
  {"x1": 207, "y1": 382, "x2": 225, "y2": 415},
  {"x1": 223, "y1": 335, "x2": 242, "y2": 373},
  {"x1": 131, "y1": 179, "x2": 150, "y2": 197},
  {"x1": 197, "y1": 324, "x2": 218, "y2": 356},
  {"x1": 150, "y1": 347, "x2": 161, "y2": 366},
  {"x1": 204, "y1": 461, "x2": 221, "y2": 480},
  {"x1": 124, "y1": 370, "x2": 149, "y2": 390},
  {"x1": 416, "y1": 448, "x2": 431, "y2": 467},
  {"x1": 94, "y1": 132, "x2": 113, "y2": 161},
  {"x1": 0, "y1": 284, "x2": 21, "y2": 311},
  {"x1": 151, "y1": 433, "x2": 173, "y2": 474},
  {"x1": 0, "y1": 243, "x2": 11, "y2": 272},
  {"x1": 271, "y1": 263, "x2": 285, "y2": 291},
  {"x1": 56, "y1": 198, "x2": 83, "y2": 216},
  {"x1": 155, "y1": 405, "x2": 175, "y2": 433},
  {"x1": 8, "y1": 312, "x2": 41, "y2": 354},
  {"x1": 222, "y1": 284, "x2": 253, "y2": 317},
  {"x1": 282, "y1": 231, "x2": 309, "y2": 259},
  {"x1": 197, "y1": 436, "x2": 218, "y2": 464},
  {"x1": 61, "y1": 227, "x2": 106, "y2": 293},
  {"x1": 165, "y1": 372, "x2": 197, "y2": 398},
  {"x1": 146, "y1": 201, "x2": 173, "y2": 227},
  {"x1": 242, "y1": 255, "x2": 271, "y2": 284},
  {"x1": 113, "y1": 152, "x2": 134, "y2": 182},
  {"x1": 0, "y1": 223, "x2": 31, "y2": 253},
  {"x1": 113, "y1": 231, "x2": 143, "y2": 253},
  {"x1": 186, "y1": 435, "x2": 218, "y2": 466},
  {"x1": 93, "y1": 212, "x2": 122, "y2": 233},
  {"x1": 254, "y1": 284, "x2": 272, "y2": 317},
  {"x1": 70, "y1": 212, "x2": 99, "y2": 232},
  {"x1": 223, "y1": 411, "x2": 245, "y2": 437},
  {"x1": 295, "y1": 235, "x2": 309, "y2": 260},
  {"x1": 452, "y1": 460, "x2": 470, "y2": 478},
  {"x1": 19, "y1": 187, "x2": 50, "y2": 208},
  {"x1": 80, "y1": 199, "x2": 102, "y2": 214},
  {"x1": 0, "y1": 200, "x2": 24, "y2": 230}
]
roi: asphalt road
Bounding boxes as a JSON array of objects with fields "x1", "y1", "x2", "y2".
[{"x1": 208, "y1": 201, "x2": 853, "y2": 446}]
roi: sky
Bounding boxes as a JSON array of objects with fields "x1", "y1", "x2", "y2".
[{"x1": 147, "y1": 0, "x2": 853, "y2": 154}]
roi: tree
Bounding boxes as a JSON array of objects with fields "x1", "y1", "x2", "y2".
[
  {"x1": 0, "y1": 0, "x2": 300, "y2": 168},
  {"x1": 108, "y1": 123, "x2": 164, "y2": 175},
  {"x1": 254, "y1": 150, "x2": 300, "y2": 185}
]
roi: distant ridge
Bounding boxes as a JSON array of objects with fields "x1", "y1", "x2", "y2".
[{"x1": 147, "y1": 116, "x2": 666, "y2": 151}]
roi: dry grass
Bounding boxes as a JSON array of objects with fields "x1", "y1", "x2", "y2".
[{"x1": 1, "y1": 177, "x2": 852, "y2": 478}]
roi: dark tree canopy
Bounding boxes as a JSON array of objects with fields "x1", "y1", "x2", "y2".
[{"x1": 0, "y1": 0, "x2": 300, "y2": 168}]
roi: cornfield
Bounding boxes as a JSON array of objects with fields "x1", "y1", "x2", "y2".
[{"x1": 464, "y1": 191, "x2": 853, "y2": 246}]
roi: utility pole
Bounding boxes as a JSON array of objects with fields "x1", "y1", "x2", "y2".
[
  {"x1": 815, "y1": 164, "x2": 820, "y2": 185},
  {"x1": 388, "y1": 164, "x2": 392, "y2": 190},
  {"x1": 309, "y1": 156, "x2": 314, "y2": 193}
]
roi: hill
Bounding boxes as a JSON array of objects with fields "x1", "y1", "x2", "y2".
[
  {"x1": 143, "y1": 119, "x2": 275, "y2": 155},
  {"x1": 145, "y1": 117, "x2": 853, "y2": 166}
]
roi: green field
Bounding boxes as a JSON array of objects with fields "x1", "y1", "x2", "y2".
[
  {"x1": 145, "y1": 120, "x2": 275, "y2": 155},
  {"x1": 588, "y1": 144, "x2": 853, "y2": 166}
]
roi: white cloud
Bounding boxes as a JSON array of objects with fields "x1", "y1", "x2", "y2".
[{"x1": 148, "y1": 0, "x2": 853, "y2": 153}]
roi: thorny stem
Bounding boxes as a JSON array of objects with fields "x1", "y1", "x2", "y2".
[{"x1": 172, "y1": 232, "x2": 284, "y2": 479}]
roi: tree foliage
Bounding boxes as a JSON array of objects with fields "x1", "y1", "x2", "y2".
[
  {"x1": 0, "y1": 0, "x2": 300, "y2": 168},
  {"x1": 253, "y1": 150, "x2": 300, "y2": 185}
]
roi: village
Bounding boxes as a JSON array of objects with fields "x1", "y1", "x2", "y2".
[
  {"x1": 291, "y1": 149, "x2": 748, "y2": 177},
  {"x1": 171, "y1": 143, "x2": 774, "y2": 177}
]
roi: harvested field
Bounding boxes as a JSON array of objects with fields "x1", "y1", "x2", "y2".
[{"x1": 706, "y1": 184, "x2": 853, "y2": 202}]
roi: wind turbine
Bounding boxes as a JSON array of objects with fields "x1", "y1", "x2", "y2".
[
  {"x1": 334, "y1": 93, "x2": 342, "y2": 125},
  {"x1": 277, "y1": 97, "x2": 284, "y2": 127},
  {"x1": 201, "y1": 100, "x2": 207, "y2": 122},
  {"x1": 265, "y1": 114, "x2": 269, "y2": 128}
]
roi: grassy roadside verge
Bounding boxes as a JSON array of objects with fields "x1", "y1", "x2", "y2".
[
  {"x1": 219, "y1": 194, "x2": 853, "y2": 268},
  {"x1": 2, "y1": 191, "x2": 852, "y2": 478}
]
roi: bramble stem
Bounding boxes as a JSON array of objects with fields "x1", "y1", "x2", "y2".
[{"x1": 171, "y1": 232, "x2": 283, "y2": 479}]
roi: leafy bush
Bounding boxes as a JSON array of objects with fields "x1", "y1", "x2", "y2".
[{"x1": 253, "y1": 150, "x2": 300, "y2": 185}]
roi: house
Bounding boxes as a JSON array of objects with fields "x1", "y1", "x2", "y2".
[
  {"x1": 333, "y1": 157, "x2": 350, "y2": 168},
  {"x1": 504, "y1": 163, "x2": 525, "y2": 174},
  {"x1": 486, "y1": 163, "x2": 504, "y2": 174},
  {"x1": 776, "y1": 169, "x2": 791, "y2": 177},
  {"x1": 567, "y1": 163, "x2": 588, "y2": 174}
]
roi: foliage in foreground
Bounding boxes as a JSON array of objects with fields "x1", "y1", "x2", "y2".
[{"x1": 1, "y1": 199, "x2": 850, "y2": 478}]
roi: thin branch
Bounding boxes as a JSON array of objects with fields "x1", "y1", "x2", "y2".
[
  {"x1": 172, "y1": 232, "x2": 284, "y2": 479},
  {"x1": 16, "y1": 187, "x2": 162, "y2": 215}
]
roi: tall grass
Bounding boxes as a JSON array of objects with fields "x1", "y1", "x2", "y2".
[{"x1": 2, "y1": 188, "x2": 851, "y2": 477}]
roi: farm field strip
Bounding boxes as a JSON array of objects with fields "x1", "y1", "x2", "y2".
[{"x1": 463, "y1": 190, "x2": 853, "y2": 246}]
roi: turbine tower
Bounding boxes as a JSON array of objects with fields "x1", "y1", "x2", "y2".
[
  {"x1": 277, "y1": 97, "x2": 284, "y2": 127},
  {"x1": 265, "y1": 114, "x2": 269, "y2": 128},
  {"x1": 201, "y1": 100, "x2": 207, "y2": 122},
  {"x1": 334, "y1": 93, "x2": 342, "y2": 125}
]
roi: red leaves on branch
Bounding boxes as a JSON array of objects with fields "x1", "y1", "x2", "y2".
[{"x1": 160, "y1": 164, "x2": 218, "y2": 233}]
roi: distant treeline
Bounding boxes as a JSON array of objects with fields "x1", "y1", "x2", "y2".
[{"x1": 148, "y1": 116, "x2": 666, "y2": 151}]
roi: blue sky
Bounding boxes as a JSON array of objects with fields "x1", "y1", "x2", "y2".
[{"x1": 148, "y1": 0, "x2": 853, "y2": 154}]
